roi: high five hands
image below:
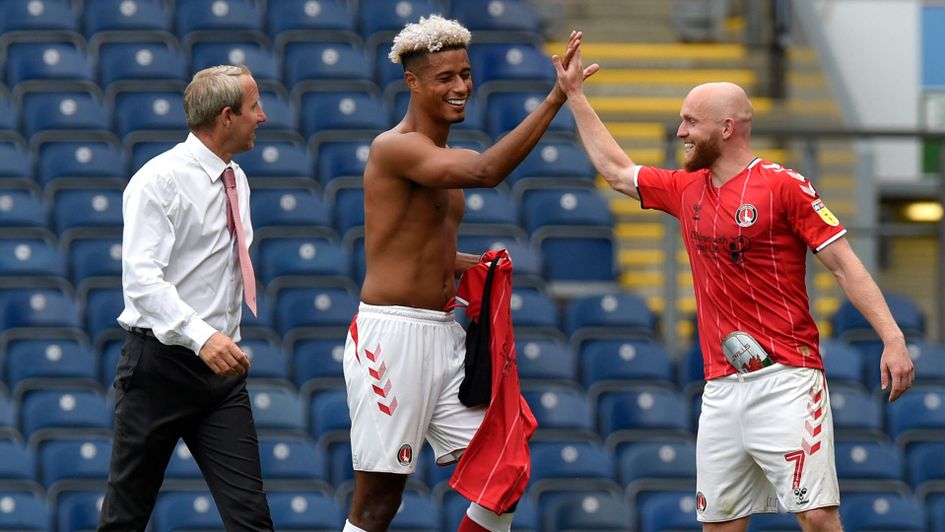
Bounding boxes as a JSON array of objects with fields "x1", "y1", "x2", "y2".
[{"x1": 552, "y1": 30, "x2": 600, "y2": 100}]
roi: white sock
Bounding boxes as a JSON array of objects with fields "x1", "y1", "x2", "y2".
[
  {"x1": 467, "y1": 502, "x2": 514, "y2": 532},
  {"x1": 343, "y1": 519, "x2": 369, "y2": 532}
]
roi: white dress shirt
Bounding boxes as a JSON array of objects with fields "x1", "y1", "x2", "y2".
[{"x1": 118, "y1": 133, "x2": 254, "y2": 354}]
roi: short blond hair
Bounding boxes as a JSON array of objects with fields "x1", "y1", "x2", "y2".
[
  {"x1": 183, "y1": 64, "x2": 252, "y2": 130},
  {"x1": 388, "y1": 14, "x2": 471, "y2": 65}
]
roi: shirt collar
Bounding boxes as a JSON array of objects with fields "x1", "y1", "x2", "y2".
[{"x1": 185, "y1": 132, "x2": 236, "y2": 183}]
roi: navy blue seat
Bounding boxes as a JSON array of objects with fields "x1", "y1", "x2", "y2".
[
  {"x1": 597, "y1": 387, "x2": 691, "y2": 446},
  {"x1": 291, "y1": 337, "x2": 345, "y2": 390},
  {"x1": 638, "y1": 491, "x2": 700, "y2": 532},
  {"x1": 516, "y1": 339, "x2": 577, "y2": 384},
  {"x1": 249, "y1": 188, "x2": 333, "y2": 238},
  {"x1": 909, "y1": 340, "x2": 945, "y2": 385},
  {"x1": 486, "y1": 91, "x2": 575, "y2": 139},
  {"x1": 829, "y1": 384, "x2": 885, "y2": 441},
  {"x1": 835, "y1": 441, "x2": 907, "y2": 494},
  {"x1": 308, "y1": 387, "x2": 350, "y2": 444},
  {"x1": 113, "y1": 91, "x2": 187, "y2": 139},
  {"x1": 258, "y1": 438, "x2": 330, "y2": 490},
  {"x1": 388, "y1": 491, "x2": 438, "y2": 532},
  {"x1": 619, "y1": 441, "x2": 696, "y2": 502},
  {"x1": 529, "y1": 441, "x2": 621, "y2": 504},
  {"x1": 820, "y1": 339, "x2": 866, "y2": 389},
  {"x1": 56, "y1": 490, "x2": 104, "y2": 532},
  {"x1": 300, "y1": 91, "x2": 386, "y2": 141},
  {"x1": 5, "y1": 42, "x2": 94, "y2": 89},
  {"x1": 440, "y1": 489, "x2": 539, "y2": 531},
  {"x1": 21, "y1": 91, "x2": 111, "y2": 142},
  {"x1": 542, "y1": 493, "x2": 632, "y2": 532},
  {"x1": 267, "y1": 0, "x2": 356, "y2": 44},
  {"x1": 564, "y1": 292, "x2": 657, "y2": 346},
  {"x1": 905, "y1": 441, "x2": 945, "y2": 493},
  {"x1": 274, "y1": 287, "x2": 358, "y2": 338},
  {"x1": 886, "y1": 388, "x2": 945, "y2": 447},
  {"x1": 83, "y1": 285, "x2": 125, "y2": 347},
  {"x1": 5, "y1": 339, "x2": 98, "y2": 394},
  {"x1": 128, "y1": 140, "x2": 176, "y2": 174},
  {"x1": 239, "y1": 340, "x2": 290, "y2": 382},
  {"x1": 234, "y1": 141, "x2": 312, "y2": 181},
  {"x1": 0, "y1": 440, "x2": 38, "y2": 487},
  {"x1": 746, "y1": 512, "x2": 801, "y2": 532},
  {"x1": 38, "y1": 437, "x2": 111, "y2": 493},
  {"x1": 257, "y1": 91, "x2": 298, "y2": 135},
  {"x1": 267, "y1": 491, "x2": 344, "y2": 530},
  {"x1": 521, "y1": 188, "x2": 613, "y2": 234},
  {"x1": 67, "y1": 237, "x2": 122, "y2": 288},
  {"x1": 189, "y1": 41, "x2": 279, "y2": 82},
  {"x1": 0, "y1": 0, "x2": 79, "y2": 34},
  {"x1": 580, "y1": 340, "x2": 675, "y2": 392},
  {"x1": 929, "y1": 494, "x2": 945, "y2": 532},
  {"x1": 0, "y1": 393, "x2": 16, "y2": 440},
  {"x1": 174, "y1": 0, "x2": 265, "y2": 47},
  {"x1": 462, "y1": 188, "x2": 519, "y2": 228},
  {"x1": 0, "y1": 288, "x2": 80, "y2": 330},
  {"x1": 82, "y1": 0, "x2": 172, "y2": 38},
  {"x1": 331, "y1": 186, "x2": 364, "y2": 238},
  {"x1": 840, "y1": 493, "x2": 925, "y2": 531},
  {"x1": 258, "y1": 237, "x2": 352, "y2": 289},
  {"x1": 357, "y1": 0, "x2": 437, "y2": 42},
  {"x1": 283, "y1": 41, "x2": 372, "y2": 89},
  {"x1": 37, "y1": 141, "x2": 125, "y2": 188},
  {"x1": 19, "y1": 388, "x2": 111, "y2": 444},
  {"x1": 522, "y1": 385, "x2": 596, "y2": 441},
  {"x1": 507, "y1": 140, "x2": 596, "y2": 191},
  {"x1": 0, "y1": 491, "x2": 51, "y2": 530},
  {"x1": 509, "y1": 289, "x2": 559, "y2": 331},
  {"x1": 315, "y1": 139, "x2": 370, "y2": 190},
  {"x1": 248, "y1": 384, "x2": 306, "y2": 436},
  {"x1": 451, "y1": 0, "x2": 541, "y2": 33},
  {"x1": 52, "y1": 188, "x2": 123, "y2": 236},
  {"x1": 469, "y1": 42, "x2": 553, "y2": 90},
  {"x1": 97, "y1": 42, "x2": 187, "y2": 89},
  {"x1": 0, "y1": 143, "x2": 32, "y2": 183},
  {"x1": 0, "y1": 239, "x2": 66, "y2": 279},
  {"x1": 152, "y1": 491, "x2": 224, "y2": 532}
]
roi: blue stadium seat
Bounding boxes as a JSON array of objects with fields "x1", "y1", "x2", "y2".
[
  {"x1": 835, "y1": 441, "x2": 907, "y2": 493},
  {"x1": 113, "y1": 91, "x2": 187, "y2": 139},
  {"x1": 128, "y1": 140, "x2": 177, "y2": 174},
  {"x1": 267, "y1": 491, "x2": 344, "y2": 530},
  {"x1": 830, "y1": 384, "x2": 885, "y2": 442},
  {"x1": 0, "y1": 239, "x2": 66, "y2": 279},
  {"x1": 388, "y1": 491, "x2": 438, "y2": 532},
  {"x1": 37, "y1": 141, "x2": 125, "y2": 188},
  {"x1": 637, "y1": 490, "x2": 700, "y2": 532},
  {"x1": 357, "y1": 0, "x2": 437, "y2": 42},
  {"x1": 189, "y1": 41, "x2": 279, "y2": 82},
  {"x1": 522, "y1": 385, "x2": 596, "y2": 441},
  {"x1": 38, "y1": 437, "x2": 111, "y2": 494},
  {"x1": 516, "y1": 339, "x2": 577, "y2": 384},
  {"x1": 0, "y1": 143, "x2": 32, "y2": 183},
  {"x1": 928, "y1": 493, "x2": 945, "y2": 532},
  {"x1": 267, "y1": 0, "x2": 356, "y2": 44},
  {"x1": 746, "y1": 511, "x2": 801, "y2": 532},
  {"x1": 308, "y1": 387, "x2": 349, "y2": 442},
  {"x1": 451, "y1": 0, "x2": 541, "y2": 34},
  {"x1": 580, "y1": 340, "x2": 675, "y2": 391},
  {"x1": 67, "y1": 237, "x2": 122, "y2": 288},
  {"x1": 905, "y1": 441, "x2": 945, "y2": 493},
  {"x1": 256, "y1": 90, "x2": 298, "y2": 136},
  {"x1": 52, "y1": 188, "x2": 123, "y2": 236},
  {"x1": 326, "y1": 438, "x2": 353, "y2": 488},
  {"x1": 283, "y1": 41, "x2": 372, "y2": 89},
  {"x1": 539, "y1": 230, "x2": 616, "y2": 286},
  {"x1": 456, "y1": 234, "x2": 523, "y2": 257},
  {"x1": 56, "y1": 490, "x2": 104, "y2": 532},
  {"x1": 315, "y1": 139, "x2": 371, "y2": 190},
  {"x1": 249, "y1": 188, "x2": 334, "y2": 239},
  {"x1": 82, "y1": 285, "x2": 125, "y2": 348},
  {"x1": 82, "y1": 0, "x2": 172, "y2": 38},
  {"x1": 820, "y1": 339, "x2": 866, "y2": 389},
  {"x1": 21, "y1": 91, "x2": 111, "y2": 142},
  {"x1": 520, "y1": 188, "x2": 612, "y2": 234},
  {"x1": 440, "y1": 489, "x2": 539, "y2": 531},
  {"x1": 174, "y1": 0, "x2": 265, "y2": 47},
  {"x1": 0, "y1": 393, "x2": 16, "y2": 440},
  {"x1": 234, "y1": 141, "x2": 312, "y2": 182},
  {"x1": 619, "y1": 441, "x2": 696, "y2": 505},
  {"x1": 248, "y1": 384, "x2": 306, "y2": 436},
  {"x1": 274, "y1": 287, "x2": 358, "y2": 338},
  {"x1": 529, "y1": 441, "x2": 620, "y2": 504},
  {"x1": 258, "y1": 438, "x2": 330, "y2": 490},
  {"x1": 462, "y1": 188, "x2": 520, "y2": 229},
  {"x1": 509, "y1": 289, "x2": 559, "y2": 331},
  {"x1": 485, "y1": 91, "x2": 576, "y2": 139},
  {"x1": 258, "y1": 237, "x2": 352, "y2": 289},
  {"x1": 239, "y1": 340, "x2": 290, "y2": 382},
  {"x1": 300, "y1": 91, "x2": 387, "y2": 141},
  {"x1": 5, "y1": 339, "x2": 98, "y2": 395},
  {"x1": 0, "y1": 440, "x2": 38, "y2": 488},
  {"x1": 19, "y1": 388, "x2": 111, "y2": 444},
  {"x1": 468, "y1": 43, "x2": 553, "y2": 90},
  {"x1": 151, "y1": 491, "x2": 224, "y2": 532},
  {"x1": 564, "y1": 292, "x2": 657, "y2": 346},
  {"x1": 507, "y1": 140, "x2": 596, "y2": 191},
  {"x1": 5, "y1": 42, "x2": 94, "y2": 89},
  {"x1": 542, "y1": 493, "x2": 632, "y2": 532},
  {"x1": 292, "y1": 337, "x2": 345, "y2": 391},
  {"x1": 596, "y1": 388, "x2": 691, "y2": 446},
  {"x1": 331, "y1": 186, "x2": 364, "y2": 239},
  {"x1": 0, "y1": 491, "x2": 51, "y2": 530},
  {"x1": 0, "y1": 288, "x2": 80, "y2": 330},
  {"x1": 377, "y1": 47, "x2": 406, "y2": 92},
  {"x1": 96, "y1": 42, "x2": 187, "y2": 89},
  {"x1": 0, "y1": 0, "x2": 79, "y2": 34},
  {"x1": 886, "y1": 388, "x2": 945, "y2": 447},
  {"x1": 840, "y1": 493, "x2": 925, "y2": 531},
  {"x1": 100, "y1": 340, "x2": 122, "y2": 388},
  {"x1": 909, "y1": 340, "x2": 945, "y2": 385}
]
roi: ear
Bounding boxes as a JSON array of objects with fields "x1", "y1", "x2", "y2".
[
  {"x1": 404, "y1": 70, "x2": 419, "y2": 92},
  {"x1": 721, "y1": 117, "x2": 736, "y2": 140},
  {"x1": 220, "y1": 106, "x2": 234, "y2": 127}
]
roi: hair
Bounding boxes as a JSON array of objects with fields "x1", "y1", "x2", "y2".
[
  {"x1": 183, "y1": 64, "x2": 252, "y2": 130},
  {"x1": 388, "y1": 14, "x2": 471, "y2": 70}
]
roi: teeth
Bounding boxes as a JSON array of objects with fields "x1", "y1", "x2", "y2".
[
  {"x1": 684, "y1": 142, "x2": 694, "y2": 150},
  {"x1": 447, "y1": 99, "x2": 466, "y2": 105}
]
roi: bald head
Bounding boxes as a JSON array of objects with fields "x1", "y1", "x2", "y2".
[{"x1": 683, "y1": 82, "x2": 753, "y2": 134}]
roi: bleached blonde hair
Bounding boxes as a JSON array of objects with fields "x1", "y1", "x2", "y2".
[{"x1": 388, "y1": 14, "x2": 471, "y2": 65}]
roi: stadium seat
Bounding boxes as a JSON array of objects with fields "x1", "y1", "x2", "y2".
[
  {"x1": 315, "y1": 139, "x2": 371, "y2": 191},
  {"x1": 886, "y1": 388, "x2": 945, "y2": 447},
  {"x1": 326, "y1": 439, "x2": 353, "y2": 488},
  {"x1": 267, "y1": 491, "x2": 344, "y2": 530},
  {"x1": 21, "y1": 91, "x2": 111, "y2": 143},
  {"x1": 528, "y1": 441, "x2": 621, "y2": 505},
  {"x1": 274, "y1": 286, "x2": 358, "y2": 338},
  {"x1": 37, "y1": 437, "x2": 111, "y2": 496},
  {"x1": 37, "y1": 141, "x2": 125, "y2": 188},
  {"x1": 331, "y1": 186, "x2": 364, "y2": 238},
  {"x1": 564, "y1": 292, "x2": 657, "y2": 346},
  {"x1": 820, "y1": 339, "x2": 866, "y2": 389},
  {"x1": 507, "y1": 140, "x2": 596, "y2": 192},
  {"x1": 485, "y1": 91, "x2": 576, "y2": 139},
  {"x1": 151, "y1": 491, "x2": 224, "y2": 532},
  {"x1": 580, "y1": 340, "x2": 675, "y2": 392},
  {"x1": 540, "y1": 229, "x2": 617, "y2": 287},
  {"x1": 5, "y1": 339, "x2": 99, "y2": 396},
  {"x1": 5, "y1": 42, "x2": 94, "y2": 90},
  {"x1": 19, "y1": 388, "x2": 111, "y2": 445},
  {"x1": 283, "y1": 41, "x2": 373, "y2": 89},
  {"x1": 840, "y1": 493, "x2": 925, "y2": 531},
  {"x1": 619, "y1": 441, "x2": 696, "y2": 508},
  {"x1": 82, "y1": 0, "x2": 173, "y2": 39},
  {"x1": 267, "y1": 0, "x2": 356, "y2": 45},
  {"x1": 299, "y1": 91, "x2": 387, "y2": 142},
  {"x1": 0, "y1": 143, "x2": 32, "y2": 183},
  {"x1": 0, "y1": 288, "x2": 81, "y2": 331},
  {"x1": 52, "y1": 188, "x2": 123, "y2": 239},
  {"x1": 249, "y1": 188, "x2": 335, "y2": 241},
  {"x1": 0, "y1": 0, "x2": 79, "y2": 35},
  {"x1": 746, "y1": 511, "x2": 801, "y2": 531},
  {"x1": 0, "y1": 491, "x2": 52, "y2": 530},
  {"x1": 520, "y1": 188, "x2": 613, "y2": 234},
  {"x1": 0, "y1": 239, "x2": 66, "y2": 280},
  {"x1": 257, "y1": 91, "x2": 298, "y2": 136},
  {"x1": 67, "y1": 237, "x2": 122, "y2": 289},
  {"x1": 0, "y1": 440, "x2": 39, "y2": 490},
  {"x1": 468, "y1": 42, "x2": 554, "y2": 91},
  {"x1": 829, "y1": 384, "x2": 885, "y2": 441},
  {"x1": 291, "y1": 337, "x2": 345, "y2": 391},
  {"x1": 542, "y1": 493, "x2": 632, "y2": 532},
  {"x1": 909, "y1": 340, "x2": 945, "y2": 385},
  {"x1": 113, "y1": 90, "x2": 187, "y2": 139},
  {"x1": 308, "y1": 388, "x2": 350, "y2": 444},
  {"x1": 248, "y1": 384, "x2": 306, "y2": 437},
  {"x1": 388, "y1": 491, "x2": 439, "y2": 531},
  {"x1": 834, "y1": 441, "x2": 908, "y2": 493},
  {"x1": 462, "y1": 188, "x2": 519, "y2": 227},
  {"x1": 0, "y1": 393, "x2": 17, "y2": 441},
  {"x1": 174, "y1": 0, "x2": 266, "y2": 48},
  {"x1": 239, "y1": 340, "x2": 290, "y2": 383},
  {"x1": 522, "y1": 385, "x2": 596, "y2": 441},
  {"x1": 189, "y1": 41, "x2": 279, "y2": 83},
  {"x1": 258, "y1": 237, "x2": 354, "y2": 295},
  {"x1": 509, "y1": 289, "x2": 560, "y2": 332},
  {"x1": 451, "y1": 0, "x2": 542, "y2": 34},
  {"x1": 596, "y1": 387, "x2": 692, "y2": 447},
  {"x1": 516, "y1": 339, "x2": 578, "y2": 384},
  {"x1": 128, "y1": 140, "x2": 177, "y2": 174},
  {"x1": 440, "y1": 489, "x2": 539, "y2": 532},
  {"x1": 905, "y1": 441, "x2": 945, "y2": 494},
  {"x1": 637, "y1": 490, "x2": 700, "y2": 532},
  {"x1": 82, "y1": 285, "x2": 125, "y2": 349},
  {"x1": 234, "y1": 141, "x2": 312, "y2": 184},
  {"x1": 258, "y1": 438, "x2": 331, "y2": 491},
  {"x1": 928, "y1": 493, "x2": 945, "y2": 532},
  {"x1": 56, "y1": 490, "x2": 104, "y2": 532},
  {"x1": 357, "y1": 0, "x2": 437, "y2": 43},
  {"x1": 96, "y1": 42, "x2": 187, "y2": 90}
]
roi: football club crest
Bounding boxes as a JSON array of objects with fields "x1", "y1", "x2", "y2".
[
  {"x1": 735, "y1": 204, "x2": 758, "y2": 227},
  {"x1": 695, "y1": 492, "x2": 707, "y2": 512},
  {"x1": 397, "y1": 444, "x2": 413, "y2": 466},
  {"x1": 811, "y1": 199, "x2": 840, "y2": 226}
]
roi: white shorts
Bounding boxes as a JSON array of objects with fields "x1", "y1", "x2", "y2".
[
  {"x1": 343, "y1": 303, "x2": 486, "y2": 474},
  {"x1": 696, "y1": 363, "x2": 840, "y2": 522}
]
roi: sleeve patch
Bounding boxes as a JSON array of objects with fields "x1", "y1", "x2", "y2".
[{"x1": 812, "y1": 199, "x2": 839, "y2": 227}]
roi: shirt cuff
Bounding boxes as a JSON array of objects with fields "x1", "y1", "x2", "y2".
[{"x1": 182, "y1": 318, "x2": 218, "y2": 355}]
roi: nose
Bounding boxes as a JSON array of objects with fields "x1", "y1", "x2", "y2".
[
  {"x1": 676, "y1": 122, "x2": 687, "y2": 138},
  {"x1": 258, "y1": 109, "x2": 267, "y2": 124}
]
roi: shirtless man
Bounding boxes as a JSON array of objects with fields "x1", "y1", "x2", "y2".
[{"x1": 341, "y1": 15, "x2": 591, "y2": 532}]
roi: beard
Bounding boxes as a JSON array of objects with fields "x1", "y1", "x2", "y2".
[{"x1": 684, "y1": 133, "x2": 722, "y2": 172}]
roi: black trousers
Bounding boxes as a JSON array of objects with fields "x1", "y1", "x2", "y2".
[{"x1": 97, "y1": 331, "x2": 273, "y2": 531}]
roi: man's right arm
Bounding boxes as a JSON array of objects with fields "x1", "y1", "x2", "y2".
[{"x1": 553, "y1": 42, "x2": 640, "y2": 200}]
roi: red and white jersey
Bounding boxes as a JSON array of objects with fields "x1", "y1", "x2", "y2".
[{"x1": 635, "y1": 158, "x2": 846, "y2": 379}]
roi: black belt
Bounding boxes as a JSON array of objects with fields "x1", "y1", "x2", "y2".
[{"x1": 127, "y1": 326, "x2": 157, "y2": 338}]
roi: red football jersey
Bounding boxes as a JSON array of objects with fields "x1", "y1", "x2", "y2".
[{"x1": 636, "y1": 158, "x2": 846, "y2": 379}]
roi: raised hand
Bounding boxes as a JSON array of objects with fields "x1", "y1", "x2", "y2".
[{"x1": 552, "y1": 30, "x2": 599, "y2": 99}]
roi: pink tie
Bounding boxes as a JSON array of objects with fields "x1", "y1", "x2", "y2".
[{"x1": 222, "y1": 167, "x2": 257, "y2": 317}]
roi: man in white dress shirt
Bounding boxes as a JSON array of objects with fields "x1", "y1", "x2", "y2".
[{"x1": 98, "y1": 64, "x2": 273, "y2": 531}]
